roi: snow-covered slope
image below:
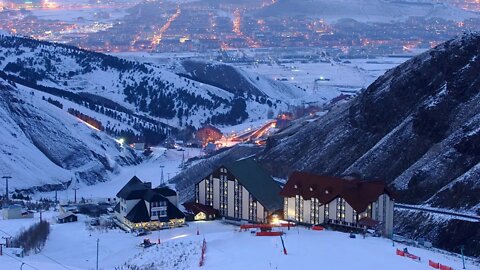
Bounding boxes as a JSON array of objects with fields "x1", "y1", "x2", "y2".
[
  {"x1": 177, "y1": 60, "x2": 306, "y2": 101},
  {"x1": 0, "y1": 35, "x2": 295, "y2": 130},
  {"x1": 0, "y1": 77, "x2": 139, "y2": 192}
]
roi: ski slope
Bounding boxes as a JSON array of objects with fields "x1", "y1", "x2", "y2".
[{"x1": 0, "y1": 215, "x2": 477, "y2": 270}]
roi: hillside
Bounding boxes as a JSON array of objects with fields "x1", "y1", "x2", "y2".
[
  {"x1": 0, "y1": 77, "x2": 140, "y2": 191},
  {"x1": 0, "y1": 35, "x2": 295, "y2": 136},
  {"x1": 177, "y1": 60, "x2": 305, "y2": 101}
]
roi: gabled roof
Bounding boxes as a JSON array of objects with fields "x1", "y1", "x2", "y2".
[
  {"x1": 167, "y1": 201, "x2": 185, "y2": 219},
  {"x1": 224, "y1": 158, "x2": 283, "y2": 212},
  {"x1": 125, "y1": 200, "x2": 150, "y2": 223},
  {"x1": 58, "y1": 211, "x2": 76, "y2": 220},
  {"x1": 155, "y1": 187, "x2": 177, "y2": 197},
  {"x1": 183, "y1": 202, "x2": 217, "y2": 216},
  {"x1": 144, "y1": 189, "x2": 170, "y2": 202},
  {"x1": 280, "y1": 172, "x2": 395, "y2": 213},
  {"x1": 117, "y1": 176, "x2": 150, "y2": 200}
]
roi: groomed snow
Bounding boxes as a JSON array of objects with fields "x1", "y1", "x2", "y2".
[{"x1": 1, "y1": 215, "x2": 477, "y2": 270}]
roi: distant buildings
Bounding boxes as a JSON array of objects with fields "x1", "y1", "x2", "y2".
[
  {"x1": 194, "y1": 158, "x2": 283, "y2": 223},
  {"x1": 114, "y1": 176, "x2": 185, "y2": 230},
  {"x1": 280, "y1": 172, "x2": 395, "y2": 236}
]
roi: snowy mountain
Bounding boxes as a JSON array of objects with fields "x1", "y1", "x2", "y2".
[
  {"x1": 0, "y1": 77, "x2": 140, "y2": 192},
  {"x1": 0, "y1": 35, "x2": 297, "y2": 136}
]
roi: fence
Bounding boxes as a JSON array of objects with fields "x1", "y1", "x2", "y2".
[
  {"x1": 428, "y1": 260, "x2": 454, "y2": 270},
  {"x1": 396, "y1": 249, "x2": 420, "y2": 261}
]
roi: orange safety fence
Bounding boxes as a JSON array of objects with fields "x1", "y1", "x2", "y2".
[
  {"x1": 439, "y1": 264, "x2": 453, "y2": 270},
  {"x1": 256, "y1": 231, "x2": 283, "y2": 236},
  {"x1": 429, "y1": 260, "x2": 440, "y2": 269},
  {"x1": 406, "y1": 253, "x2": 421, "y2": 261},
  {"x1": 240, "y1": 223, "x2": 296, "y2": 230}
]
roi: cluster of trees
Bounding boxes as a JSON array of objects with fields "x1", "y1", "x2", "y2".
[
  {"x1": 11, "y1": 220, "x2": 50, "y2": 255},
  {"x1": 67, "y1": 108, "x2": 104, "y2": 131},
  {"x1": 210, "y1": 98, "x2": 248, "y2": 125},
  {"x1": 11, "y1": 193, "x2": 32, "y2": 200},
  {"x1": 0, "y1": 35, "x2": 146, "y2": 75},
  {"x1": 42, "y1": 96, "x2": 63, "y2": 109}
]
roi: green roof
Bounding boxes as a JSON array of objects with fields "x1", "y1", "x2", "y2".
[{"x1": 224, "y1": 158, "x2": 282, "y2": 212}]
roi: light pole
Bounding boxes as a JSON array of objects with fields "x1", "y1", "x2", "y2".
[
  {"x1": 96, "y1": 239, "x2": 99, "y2": 270},
  {"x1": 2, "y1": 176, "x2": 12, "y2": 205},
  {"x1": 72, "y1": 186, "x2": 79, "y2": 204},
  {"x1": 461, "y1": 245, "x2": 466, "y2": 269}
]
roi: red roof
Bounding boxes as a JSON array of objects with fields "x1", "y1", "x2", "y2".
[
  {"x1": 183, "y1": 202, "x2": 217, "y2": 216},
  {"x1": 280, "y1": 172, "x2": 395, "y2": 213}
]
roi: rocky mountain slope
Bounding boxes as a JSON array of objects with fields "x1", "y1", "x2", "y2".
[{"x1": 0, "y1": 77, "x2": 140, "y2": 192}]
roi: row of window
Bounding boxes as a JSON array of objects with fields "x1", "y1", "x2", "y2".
[
  {"x1": 151, "y1": 201, "x2": 167, "y2": 207},
  {"x1": 289, "y1": 196, "x2": 374, "y2": 224},
  {"x1": 198, "y1": 176, "x2": 251, "y2": 220},
  {"x1": 219, "y1": 177, "x2": 228, "y2": 215},
  {"x1": 234, "y1": 180, "x2": 242, "y2": 219},
  {"x1": 151, "y1": 210, "x2": 167, "y2": 217}
]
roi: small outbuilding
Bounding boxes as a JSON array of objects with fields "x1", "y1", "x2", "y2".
[
  {"x1": 57, "y1": 211, "x2": 78, "y2": 223},
  {"x1": 183, "y1": 202, "x2": 218, "y2": 221}
]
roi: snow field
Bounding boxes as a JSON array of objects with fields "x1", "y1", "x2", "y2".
[{"x1": 1, "y1": 216, "x2": 477, "y2": 270}]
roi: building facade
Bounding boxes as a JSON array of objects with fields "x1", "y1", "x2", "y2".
[
  {"x1": 195, "y1": 158, "x2": 282, "y2": 223},
  {"x1": 281, "y1": 172, "x2": 395, "y2": 236},
  {"x1": 114, "y1": 176, "x2": 185, "y2": 230}
]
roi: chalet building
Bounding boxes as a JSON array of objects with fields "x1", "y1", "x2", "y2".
[
  {"x1": 57, "y1": 211, "x2": 78, "y2": 223},
  {"x1": 280, "y1": 172, "x2": 395, "y2": 236},
  {"x1": 114, "y1": 176, "x2": 185, "y2": 230},
  {"x1": 195, "y1": 158, "x2": 283, "y2": 223},
  {"x1": 183, "y1": 202, "x2": 218, "y2": 221}
]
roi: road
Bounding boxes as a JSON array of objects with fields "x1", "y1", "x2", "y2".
[{"x1": 230, "y1": 120, "x2": 276, "y2": 142}]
